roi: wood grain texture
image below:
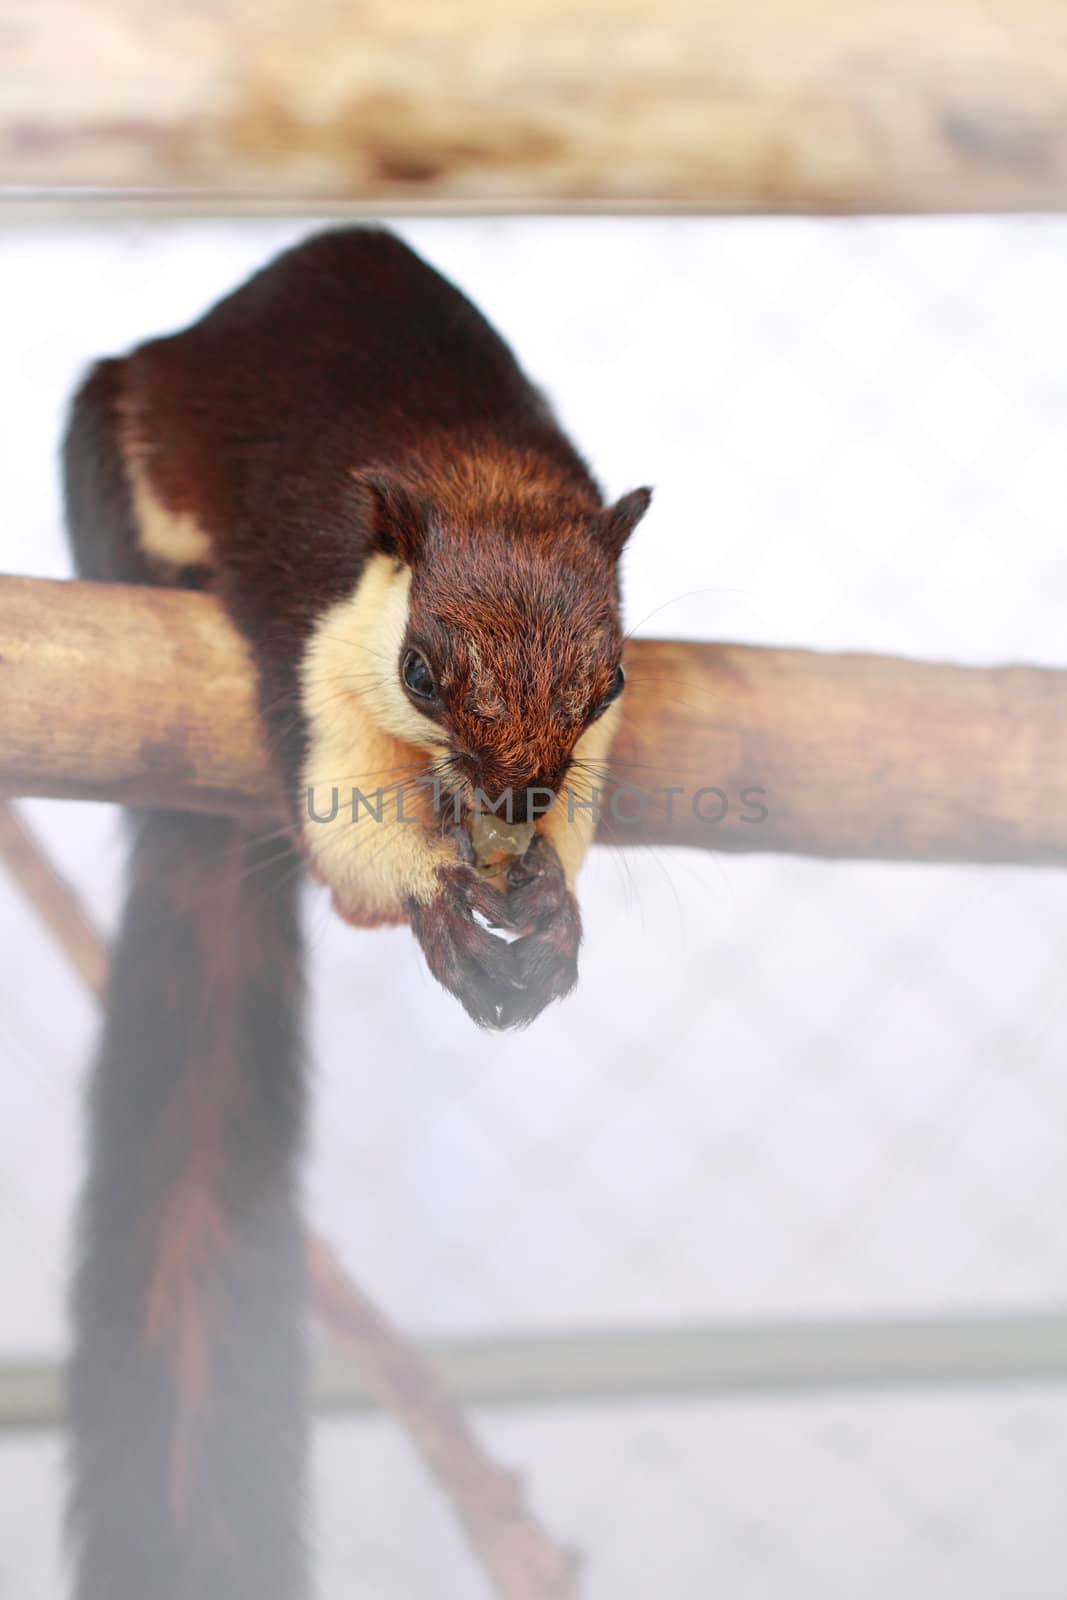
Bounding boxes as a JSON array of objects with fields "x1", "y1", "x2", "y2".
[
  {"x1": 4, "y1": 0, "x2": 1067, "y2": 211},
  {"x1": 0, "y1": 574, "x2": 271, "y2": 817},
  {"x1": 610, "y1": 640, "x2": 1067, "y2": 863},
  {"x1": 2, "y1": 575, "x2": 1066, "y2": 865}
]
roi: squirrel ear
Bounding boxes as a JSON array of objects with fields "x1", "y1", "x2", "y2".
[
  {"x1": 598, "y1": 486, "x2": 652, "y2": 557},
  {"x1": 354, "y1": 470, "x2": 429, "y2": 564}
]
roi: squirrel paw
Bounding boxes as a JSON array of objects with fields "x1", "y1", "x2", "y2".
[
  {"x1": 409, "y1": 838, "x2": 581, "y2": 1030},
  {"x1": 408, "y1": 867, "x2": 527, "y2": 1029},
  {"x1": 497, "y1": 834, "x2": 581, "y2": 1028}
]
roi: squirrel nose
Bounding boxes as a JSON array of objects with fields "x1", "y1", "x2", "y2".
[
  {"x1": 459, "y1": 746, "x2": 568, "y2": 822},
  {"x1": 502, "y1": 779, "x2": 559, "y2": 824}
]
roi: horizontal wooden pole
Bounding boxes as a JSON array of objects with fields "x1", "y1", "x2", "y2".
[
  {"x1": 2, "y1": 574, "x2": 1066, "y2": 865},
  {"x1": 3, "y1": 1, "x2": 1067, "y2": 212}
]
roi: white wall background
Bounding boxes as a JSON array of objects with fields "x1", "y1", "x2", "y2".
[{"x1": 1, "y1": 215, "x2": 1066, "y2": 1597}]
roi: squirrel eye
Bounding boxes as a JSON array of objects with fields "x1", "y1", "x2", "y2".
[
  {"x1": 402, "y1": 649, "x2": 436, "y2": 701},
  {"x1": 591, "y1": 663, "x2": 625, "y2": 720}
]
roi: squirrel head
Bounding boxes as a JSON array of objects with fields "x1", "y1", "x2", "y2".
[{"x1": 352, "y1": 469, "x2": 652, "y2": 819}]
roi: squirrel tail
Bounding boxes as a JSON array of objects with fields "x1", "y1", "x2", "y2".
[
  {"x1": 68, "y1": 810, "x2": 308, "y2": 1600},
  {"x1": 63, "y1": 363, "x2": 309, "y2": 1599}
]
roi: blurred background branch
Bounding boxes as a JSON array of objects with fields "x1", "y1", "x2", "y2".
[{"x1": 4, "y1": 0, "x2": 1067, "y2": 213}]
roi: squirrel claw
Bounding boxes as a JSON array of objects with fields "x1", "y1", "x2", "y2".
[{"x1": 408, "y1": 843, "x2": 581, "y2": 1029}]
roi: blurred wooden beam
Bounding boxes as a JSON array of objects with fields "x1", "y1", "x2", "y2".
[
  {"x1": 2, "y1": 573, "x2": 1067, "y2": 865},
  {"x1": 4, "y1": 0, "x2": 1067, "y2": 213},
  {"x1": 5, "y1": 1308, "x2": 1067, "y2": 1432}
]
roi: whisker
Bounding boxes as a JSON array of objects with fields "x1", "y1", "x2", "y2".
[
  {"x1": 622, "y1": 584, "x2": 745, "y2": 645},
  {"x1": 313, "y1": 630, "x2": 392, "y2": 664}
]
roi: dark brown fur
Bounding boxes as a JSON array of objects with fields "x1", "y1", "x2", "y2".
[{"x1": 110, "y1": 230, "x2": 646, "y2": 832}]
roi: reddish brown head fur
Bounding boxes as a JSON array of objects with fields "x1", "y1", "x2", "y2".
[{"x1": 358, "y1": 455, "x2": 650, "y2": 816}]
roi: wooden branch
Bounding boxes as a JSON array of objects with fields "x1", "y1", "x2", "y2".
[
  {"x1": 310, "y1": 1241, "x2": 579, "y2": 1600},
  {"x1": 3, "y1": 574, "x2": 1067, "y2": 866},
  {"x1": 0, "y1": 801, "x2": 108, "y2": 996},
  {"x1": 0, "y1": 794, "x2": 580, "y2": 1597},
  {"x1": 4, "y1": 1, "x2": 1067, "y2": 212},
  {"x1": 611, "y1": 638, "x2": 1067, "y2": 864},
  {"x1": 0, "y1": 576, "x2": 272, "y2": 818}
]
